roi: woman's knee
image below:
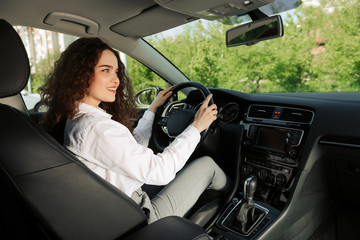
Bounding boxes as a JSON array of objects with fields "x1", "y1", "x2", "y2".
[
  {"x1": 192, "y1": 156, "x2": 230, "y2": 192},
  {"x1": 191, "y1": 156, "x2": 217, "y2": 168}
]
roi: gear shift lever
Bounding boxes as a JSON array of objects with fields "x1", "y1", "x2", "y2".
[
  {"x1": 244, "y1": 176, "x2": 257, "y2": 204},
  {"x1": 234, "y1": 176, "x2": 264, "y2": 234}
]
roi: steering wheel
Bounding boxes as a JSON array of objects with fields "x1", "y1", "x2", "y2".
[{"x1": 152, "y1": 81, "x2": 214, "y2": 152}]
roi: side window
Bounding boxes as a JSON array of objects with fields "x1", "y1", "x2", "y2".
[
  {"x1": 126, "y1": 57, "x2": 167, "y2": 93},
  {"x1": 15, "y1": 26, "x2": 166, "y2": 113},
  {"x1": 15, "y1": 26, "x2": 78, "y2": 113}
]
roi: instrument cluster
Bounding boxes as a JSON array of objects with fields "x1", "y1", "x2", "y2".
[{"x1": 219, "y1": 102, "x2": 241, "y2": 123}]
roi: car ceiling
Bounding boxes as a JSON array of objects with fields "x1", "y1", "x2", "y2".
[
  {"x1": 0, "y1": 0, "x2": 282, "y2": 38},
  {"x1": 1, "y1": 0, "x2": 167, "y2": 37}
]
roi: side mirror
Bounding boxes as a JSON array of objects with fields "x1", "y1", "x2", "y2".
[
  {"x1": 135, "y1": 87, "x2": 162, "y2": 107},
  {"x1": 226, "y1": 15, "x2": 283, "y2": 47}
]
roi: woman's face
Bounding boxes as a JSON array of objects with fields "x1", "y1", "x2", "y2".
[{"x1": 83, "y1": 49, "x2": 119, "y2": 107}]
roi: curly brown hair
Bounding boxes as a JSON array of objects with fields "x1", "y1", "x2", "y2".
[{"x1": 40, "y1": 37, "x2": 138, "y2": 142}]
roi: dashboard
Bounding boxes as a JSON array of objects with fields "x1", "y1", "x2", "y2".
[
  {"x1": 184, "y1": 88, "x2": 360, "y2": 239},
  {"x1": 153, "y1": 87, "x2": 360, "y2": 239}
]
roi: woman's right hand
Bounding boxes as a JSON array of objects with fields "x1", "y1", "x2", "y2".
[
  {"x1": 148, "y1": 87, "x2": 173, "y2": 113},
  {"x1": 191, "y1": 94, "x2": 217, "y2": 133}
]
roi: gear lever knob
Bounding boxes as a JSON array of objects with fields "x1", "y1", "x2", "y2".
[{"x1": 244, "y1": 176, "x2": 257, "y2": 204}]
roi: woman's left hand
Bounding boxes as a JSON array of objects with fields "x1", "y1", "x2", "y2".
[{"x1": 148, "y1": 87, "x2": 173, "y2": 113}]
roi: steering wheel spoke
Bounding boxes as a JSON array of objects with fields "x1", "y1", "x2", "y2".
[{"x1": 162, "y1": 102, "x2": 191, "y2": 117}]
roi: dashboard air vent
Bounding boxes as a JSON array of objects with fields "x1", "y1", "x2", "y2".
[
  {"x1": 247, "y1": 104, "x2": 314, "y2": 124},
  {"x1": 280, "y1": 108, "x2": 313, "y2": 123},
  {"x1": 248, "y1": 105, "x2": 275, "y2": 119}
]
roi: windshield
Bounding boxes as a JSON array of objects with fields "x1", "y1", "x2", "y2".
[{"x1": 144, "y1": 0, "x2": 360, "y2": 93}]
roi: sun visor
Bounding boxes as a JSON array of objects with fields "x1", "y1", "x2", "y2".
[{"x1": 110, "y1": 6, "x2": 197, "y2": 38}]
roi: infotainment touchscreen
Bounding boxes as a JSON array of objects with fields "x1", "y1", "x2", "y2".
[{"x1": 255, "y1": 127, "x2": 288, "y2": 153}]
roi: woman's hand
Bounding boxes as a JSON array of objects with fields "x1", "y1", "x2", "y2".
[
  {"x1": 148, "y1": 87, "x2": 173, "y2": 113},
  {"x1": 191, "y1": 94, "x2": 217, "y2": 133}
]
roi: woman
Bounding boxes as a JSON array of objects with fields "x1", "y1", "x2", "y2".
[{"x1": 40, "y1": 37, "x2": 230, "y2": 223}]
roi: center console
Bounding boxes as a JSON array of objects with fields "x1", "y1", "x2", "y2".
[
  {"x1": 211, "y1": 104, "x2": 314, "y2": 240},
  {"x1": 241, "y1": 123, "x2": 303, "y2": 208}
]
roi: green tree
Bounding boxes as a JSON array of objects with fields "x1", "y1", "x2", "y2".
[
  {"x1": 130, "y1": 0, "x2": 360, "y2": 94},
  {"x1": 127, "y1": 56, "x2": 167, "y2": 93},
  {"x1": 297, "y1": 0, "x2": 360, "y2": 91},
  {"x1": 30, "y1": 51, "x2": 61, "y2": 93}
]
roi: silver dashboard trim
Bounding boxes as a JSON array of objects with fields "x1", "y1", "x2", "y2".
[{"x1": 318, "y1": 140, "x2": 360, "y2": 149}]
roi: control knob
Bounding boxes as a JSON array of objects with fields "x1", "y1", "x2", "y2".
[
  {"x1": 288, "y1": 149, "x2": 297, "y2": 158},
  {"x1": 258, "y1": 169, "x2": 268, "y2": 180},
  {"x1": 243, "y1": 165, "x2": 253, "y2": 174},
  {"x1": 275, "y1": 174, "x2": 286, "y2": 186}
]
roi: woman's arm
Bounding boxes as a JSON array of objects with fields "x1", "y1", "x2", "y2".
[
  {"x1": 133, "y1": 110, "x2": 155, "y2": 146},
  {"x1": 84, "y1": 120, "x2": 200, "y2": 186},
  {"x1": 133, "y1": 87, "x2": 173, "y2": 146}
]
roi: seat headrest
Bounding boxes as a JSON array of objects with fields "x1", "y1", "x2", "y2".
[{"x1": 0, "y1": 19, "x2": 30, "y2": 98}]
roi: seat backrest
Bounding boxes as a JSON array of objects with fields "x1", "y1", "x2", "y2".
[{"x1": 0, "y1": 19, "x2": 147, "y2": 239}]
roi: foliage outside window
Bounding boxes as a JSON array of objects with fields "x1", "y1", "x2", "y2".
[{"x1": 142, "y1": 0, "x2": 360, "y2": 93}]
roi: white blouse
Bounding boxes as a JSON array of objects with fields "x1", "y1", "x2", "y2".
[{"x1": 64, "y1": 103, "x2": 200, "y2": 197}]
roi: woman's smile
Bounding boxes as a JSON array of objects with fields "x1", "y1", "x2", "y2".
[{"x1": 107, "y1": 87, "x2": 117, "y2": 94}]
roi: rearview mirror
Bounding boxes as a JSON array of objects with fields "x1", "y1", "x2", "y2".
[{"x1": 226, "y1": 15, "x2": 283, "y2": 47}]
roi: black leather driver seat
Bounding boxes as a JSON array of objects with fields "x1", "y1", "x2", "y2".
[{"x1": 0, "y1": 19, "x2": 208, "y2": 240}]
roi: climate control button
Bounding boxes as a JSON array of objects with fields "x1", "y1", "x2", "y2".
[
  {"x1": 275, "y1": 174, "x2": 286, "y2": 186},
  {"x1": 258, "y1": 169, "x2": 268, "y2": 180},
  {"x1": 243, "y1": 165, "x2": 253, "y2": 174}
]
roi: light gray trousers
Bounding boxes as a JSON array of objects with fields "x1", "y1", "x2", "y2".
[{"x1": 131, "y1": 156, "x2": 230, "y2": 223}]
